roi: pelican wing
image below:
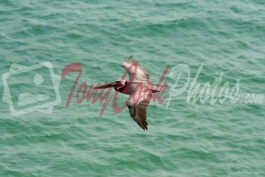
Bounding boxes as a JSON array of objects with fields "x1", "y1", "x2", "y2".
[
  {"x1": 126, "y1": 89, "x2": 151, "y2": 130},
  {"x1": 121, "y1": 55, "x2": 150, "y2": 82}
]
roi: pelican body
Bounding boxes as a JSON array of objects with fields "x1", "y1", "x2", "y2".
[{"x1": 94, "y1": 56, "x2": 163, "y2": 130}]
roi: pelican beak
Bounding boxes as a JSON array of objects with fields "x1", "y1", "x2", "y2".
[{"x1": 94, "y1": 81, "x2": 118, "y2": 89}]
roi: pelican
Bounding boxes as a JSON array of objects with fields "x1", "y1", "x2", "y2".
[{"x1": 94, "y1": 56, "x2": 163, "y2": 130}]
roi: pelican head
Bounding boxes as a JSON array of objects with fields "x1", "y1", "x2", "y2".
[{"x1": 94, "y1": 79, "x2": 126, "y2": 91}]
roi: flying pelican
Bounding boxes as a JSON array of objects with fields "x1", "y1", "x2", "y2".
[{"x1": 94, "y1": 56, "x2": 163, "y2": 130}]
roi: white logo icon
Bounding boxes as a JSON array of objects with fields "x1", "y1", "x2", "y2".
[{"x1": 2, "y1": 62, "x2": 61, "y2": 116}]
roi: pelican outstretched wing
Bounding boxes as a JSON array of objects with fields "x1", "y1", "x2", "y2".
[
  {"x1": 126, "y1": 89, "x2": 151, "y2": 130},
  {"x1": 121, "y1": 55, "x2": 150, "y2": 82}
]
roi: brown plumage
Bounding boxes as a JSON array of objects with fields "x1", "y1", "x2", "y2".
[{"x1": 94, "y1": 56, "x2": 163, "y2": 130}]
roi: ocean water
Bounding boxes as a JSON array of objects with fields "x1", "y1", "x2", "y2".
[{"x1": 0, "y1": 0, "x2": 265, "y2": 176}]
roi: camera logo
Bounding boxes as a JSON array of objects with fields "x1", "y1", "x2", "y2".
[{"x1": 2, "y1": 62, "x2": 61, "y2": 116}]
